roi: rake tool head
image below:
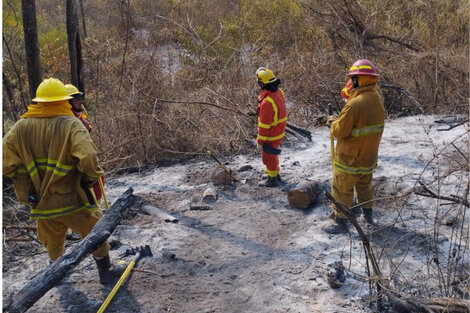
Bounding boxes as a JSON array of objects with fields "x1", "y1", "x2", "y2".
[{"x1": 124, "y1": 245, "x2": 153, "y2": 258}]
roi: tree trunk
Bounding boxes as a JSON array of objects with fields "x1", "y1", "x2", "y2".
[
  {"x1": 386, "y1": 291, "x2": 470, "y2": 313},
  {"x1": 20, "y1": 0, "x2": 42, "y2": 99},
  {"x1": 4, "y1": 188, "x2": 135, "y2": 313},
  {"x1": 3, "y1": 73, "x2": 14, "y2": 105},
  {"x1": 66, "y1": 0, "x2": 85, "y2": 93},
  {"x1": 141, "y1": 205, "x2": 178, "y2": 223},
  {"x1": 78, "y1": 0, "x2": 87, "y2": 38},
  {"x1": 287, "y1": 181, "x2": 319, "y2": 209},
  {"x1": 211, "y1": 167, "x2": 232, "y2": 186},
  {"x1": 202, "y1": 187, "x2": 217, "y2": 203}
]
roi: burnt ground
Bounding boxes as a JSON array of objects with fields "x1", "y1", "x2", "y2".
[
  {"x1": 3, "y1": 116, "x2": 469, "y2": 312},
  {"x1": 3, "y1": 165, "x2": 374, "y2": 313}
]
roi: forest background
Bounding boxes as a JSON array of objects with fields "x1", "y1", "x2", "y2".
[{"x1": 3, "y1": 0, "x2": 469, "y2": 171}]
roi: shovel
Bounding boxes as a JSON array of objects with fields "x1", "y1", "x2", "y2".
[{"x1": 97, "y1": 245, "x2": 153, "y2": 313}]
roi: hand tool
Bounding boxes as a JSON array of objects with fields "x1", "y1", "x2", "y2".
[
  {"x1": 97, "y1": 245, "x2": 153, "y2": 313},
  {"x1": 80, "y1": 179, "x2": 100, "y2": 208},
  {"x1": 328, "y1": 104, "x2": 335, "y2": 168},
  {"x1": 98, "y1": 176, "x2": 110, "y2": 210},
  {"x1": 244, "y1": 138, "x2": 281, "y2": 155}
]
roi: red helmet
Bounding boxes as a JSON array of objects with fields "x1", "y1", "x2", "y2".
[{"x1": 347, "y1": 59, "x2": 379, "y2": 77}]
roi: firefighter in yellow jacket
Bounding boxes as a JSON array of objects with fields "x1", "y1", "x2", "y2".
[
  {"x1": 3, "y1": 78, "x2": 123, "y2": 284},
  {"x1": 323, "y1": 59, "x2": 386, "y2": 234}
]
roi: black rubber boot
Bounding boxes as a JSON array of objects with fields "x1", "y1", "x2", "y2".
[
  {"x1": 352, "y1": 206, "x2": 362, "y2": 216},
  {"x1": 258, "y1": 176, "x2": 279, "y2": 187},
  {"x1": 262, "y1": 174, "x2": 282, "y2": 182},
  {"x1": 362, "y1": 208, "x2": 375, "y2": 225},
  {"x1": 322, "y1": 217, "x2": 349, "y2": 234},
  {"x1": 95, "y1": 255, "x2": 126, "y2": 285}
]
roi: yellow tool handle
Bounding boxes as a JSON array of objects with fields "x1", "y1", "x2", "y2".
[
  {"x1": 328, "y1": 104, "x2": 335, "y2": 169},
  {"x1": 81, "y1": 105, "x2": 89, "y2": 117},
  {"x1": 96, "y1": 260, "x2": 136, "y2": 313},
  {"x1": 89, "y1": 187, "x2": 100, "y2": 209},
  {"x1": 98, "y1": 176, "x2": 110, "y2": 210},
  {"x1": 330, "y1": 132, "x2": 335, "y2": 168}
]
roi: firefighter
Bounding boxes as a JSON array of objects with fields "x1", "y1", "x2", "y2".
[
  {"x1": 255, "y1": 67, "x2": 287, "y2": 187},
  {"x1": 65, "y1": 84, "x2": 92, "y2": 132},
  {"x1": 65, "y1": 84, "x2": 104, "y2": 202},
  {"x1": 323, "y1": 59, "x2": 386, "y2": 234},
  {"x1": 3, "y1": 78, "x2": 123, "y2": 284}
]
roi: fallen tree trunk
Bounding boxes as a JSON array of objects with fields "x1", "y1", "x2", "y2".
[
  {"x1": 286, "y1": 123, "x2": 312, "y2": 141},
  {"x1": 211, "y1": 167, "x2": 232, "y2": 186},
  {"x1": 386, "y1": 291, "x2": 470, "y2": 313},
  {"x1": 288, "y1": 181, "x2": 319, "y2": 209},
  {"x1": 141, "y1": 205, "x2": 178, "y2": 223},
  {"x1": 202, "y1": 187, "x2": 217, "y2": 203},
  {"x1": 5, "y1": 187, "x2": 135, "y2": 313}
]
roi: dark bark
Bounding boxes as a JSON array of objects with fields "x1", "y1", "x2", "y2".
[
  {"x1": 4, "y1": 188, "x2": 135, "y2": 313},
  {"x1": 66, "y1": 0, "x2": 85, "y2": 93},
  {"x1": 286, "y1": 123, "x2": 312, "y2": 141},
  {"x1": 386, "y1": 291, "x2": 470, "y2": 313},
  {"x1": 20, "y1": 0, "x2": 42, "y2": 99},
  {"x1": 3, "y1": 73, "x2": 14, "y2": 104},
  {"x1": 287, "y1": 181, "x2": 319, "y2": 209},
  {"x1": 78, "y1": 0, "x2": 87, "y2": 37},
  {"x1": 3, "y1": 36, "x2": 27, "y2": 111}
]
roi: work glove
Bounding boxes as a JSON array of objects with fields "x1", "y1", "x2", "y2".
[
  {"x1": 326, "y1": 115, "x2": 337, "y2": 128},
  {"x1": 257, "y1": 143, "x2": 263, "y2": 153}
]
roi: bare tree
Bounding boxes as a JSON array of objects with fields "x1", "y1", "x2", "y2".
[
  {"x1": 20, "y1": 0, "x2": 42, "y2": 99},
  {"x1": 66, "y1": 0, "x2": 84, "y2": 92},
  {"x1": 78, "y1": 0, "x2": 87, "y2": 38}
]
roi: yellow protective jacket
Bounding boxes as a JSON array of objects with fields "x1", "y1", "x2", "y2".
[
  {"x1": 330, "y1": 84, "x2": 385, "y2": 175},
  {"x1": 3, "y1": 116, "x2": 104, "y2": 220}
]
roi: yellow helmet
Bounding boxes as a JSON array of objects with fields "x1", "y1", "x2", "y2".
[
  {"x1": 65, "y1": 84, "x2": 84, "y2": 97},
  {"x1": 32, "y1": 78, "x2": 73, "y2": 102},
  {"x1": 256, "y1": 67, "x2": 277, "y2": 84}
]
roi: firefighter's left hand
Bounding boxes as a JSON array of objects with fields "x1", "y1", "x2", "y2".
[{"x1": 326, "y1": 115, "x2": 337, "y2": 128}]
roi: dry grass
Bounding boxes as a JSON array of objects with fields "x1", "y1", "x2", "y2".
[{"x1": 3, "y1": 0, "x2": 469, "y2": 169}]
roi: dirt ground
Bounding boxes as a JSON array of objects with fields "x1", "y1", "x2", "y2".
[
  {"x1": 3, "y1": 164, "x2": 375, "y2": 313},
  {"x1": 3, "y1": 116, "x2": 468, "y2": 312}
]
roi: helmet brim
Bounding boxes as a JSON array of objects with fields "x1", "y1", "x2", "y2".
[
  {"x1": 32, "y1": 95, "x2": 74, "y2": 102},
  {"x1": 347, "y1": 73, "x2": 380, "y2": 77},
  {"x1": 71, "y1": 92, "x2": 85, "y2": 97}
]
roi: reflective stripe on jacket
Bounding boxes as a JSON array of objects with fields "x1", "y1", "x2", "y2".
[
  {"x1": 257, "y1": 88, "x2": 287, "y2": 147},
  {"x1": 330, "y1": 84, "x2": 385, "y2": 175},
  {"x1": 3, "y1": 116, "x2": 104, "y2": 220}
]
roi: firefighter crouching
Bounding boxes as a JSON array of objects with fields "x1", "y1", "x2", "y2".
[
  {"x1": 3, "y1": 78, "x2": 123, "y2": 284},
  {"x1": 323, "y1": 59, "x2": 386, "y2": 234},
  {"x1": 255, "y1": 67, "x2": 288, "y2": 187}
]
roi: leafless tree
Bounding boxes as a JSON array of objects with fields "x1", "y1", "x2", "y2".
[
  {"x1": 20, "y1": 0, "x2": 41, "y2": 99},
  {"x1": 66, "y1": 0, "x2": 85, "y2": 92}
]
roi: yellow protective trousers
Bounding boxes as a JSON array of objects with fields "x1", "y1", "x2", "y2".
[
  {"x1": 37, "y1": 209, "x2": 110, "y2": 261},
  {"x1": 261, "y1": 150, "x2": 280, "y2": 178},
  {"x1": 331, "y1": 168, "x2": 374, "y2": 218}
]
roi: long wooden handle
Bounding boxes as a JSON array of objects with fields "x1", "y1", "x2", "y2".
[
  {"x1": 98, "y1": 177, "x2": 110, "y2": 210},
  {"x1": 328, "y1": 104, "x2": 335, "y2": 168},
  {"x1": 96, "y1": 257, "x2": 138, "y2": 313}
]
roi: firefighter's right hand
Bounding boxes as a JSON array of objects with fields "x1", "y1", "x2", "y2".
[
  {"x1": 326, "y1": 115, "x2": 337, "y2": 128},
  {"x1": 257, "y1": 143, "x2": 263, "y2": 153}
]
